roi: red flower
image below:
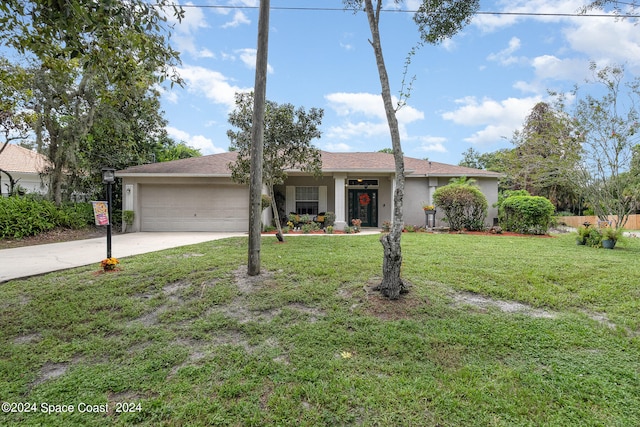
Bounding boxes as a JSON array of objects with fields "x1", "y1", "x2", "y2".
[{"x1": 359, "y1": 193, "x2": 371, "y2": 206}]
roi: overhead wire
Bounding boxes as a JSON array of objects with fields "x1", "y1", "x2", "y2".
[{"x1": 170, "y1": 2, "x2": 640, "y2": 19}]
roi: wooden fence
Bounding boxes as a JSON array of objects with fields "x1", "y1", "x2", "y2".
[{"x1": 558, "y1": 214, "x2": 640, "y2": 230}]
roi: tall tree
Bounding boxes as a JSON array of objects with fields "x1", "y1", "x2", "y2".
[
  {"x1": 506, "y1": 102, "x2": 581, "y2": 211},
  {"x1": 581, "y1": 0, "x2": 640, "y2": 20},
  {"x1": 571, "y1": 64, "x2": 640, "y2": 229},
  {"x1": 227, "y1": 92, "x2": 323, "y2": 241},
  {"x1": 0, "y1": 0, "x2": 183, "y2": 204},
  {"x1": 71, "y1": 77, "x2": 178, "y2": 201},
  {"x1": 459, "y1": 147, "x2": 483, "y2": 169},
  {"x1": 0, "y1": 58, "x2": 33, "y2": 195},
  {"x1": 344, "y1": 0, "x2": 479, "y2": 299}
]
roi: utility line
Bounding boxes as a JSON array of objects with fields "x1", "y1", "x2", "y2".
[{"x1": 172, "y1": 3, "x2": 640, "y2": 19}]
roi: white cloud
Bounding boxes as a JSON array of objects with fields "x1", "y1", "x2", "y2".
[
  {"x1": 323, "y1": 142, "x2": 353, "y2": 152},
  {"x1": 236, "y1": 48, "x2": 274, "y2": 73},
  {"x1": 417, "y1": 136, "x2": 448, "y2": 153},
  {"x1": 166, "y1": 126, "x2": 227, "y2": 155},
  {"x1": 156, "y1": 84, "x2": 179, "y2": 104},
  {"x1": 474, "y1": 0, "x2": 587, "y2": 32},
  {"x1": 442, "y1": 96, "x2": 543, "y2": 144},
  {"x1": 326, "y1": 92, "x2": 387, "y2": 119},
  {"x1": 326, "y1": 92, "x2": 423, "y2": 123},
  {"x1": 222, "y1": 11, "x2": 251, "y2": 28},
  {"x1": 563, "y1": 16, "x2": 640, "y2": 71},
  {"x1": 168, "y1": 2, "x2": 211, "y2": 59},
  {"x1": 487, "y1": 37, "x2": 523, "y2": 66},
  {"x1": 324, "y1": 92, "x2": 425, "y2": 142},
  {"x1": 176, "y1": 2, "x2": 208, "y2": 33},
  {"x1": 463, "y1": 124, "x2": 515, "y2": 145},
  {"x1": 325, "y1": 121, "x2": 390, "y2": 140},
  {"x1": 178, "y1": 65, "x2": 251, "y2": 109}
]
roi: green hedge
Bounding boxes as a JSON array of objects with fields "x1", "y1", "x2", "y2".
[
  {"x1": 499, "y1": 195, "x2": 555, "y2": 235},
  {"x1": 433, "y1": 183, "x2": 488, "y2": 231},
  {"x1": 0, "y1": 197, "x2": 93, "y2": 239}
]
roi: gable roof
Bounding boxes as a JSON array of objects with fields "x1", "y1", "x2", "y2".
[
  {"x1": 0, "y1": 144, "x2": 51, "y2": 174},
  {"x1": 116, "y1": 150, "x2": 502, "y2": 178}
]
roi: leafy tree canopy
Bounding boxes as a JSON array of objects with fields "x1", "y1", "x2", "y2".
[
  {"x1": 227, "y1": 92, "x2": 323, "y2": 238},
  {"x1": 227, "y1": 92, "x2": 323, "y2": 187}
]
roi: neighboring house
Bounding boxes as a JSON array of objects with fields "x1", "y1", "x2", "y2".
[
  {"x1": 116, "y1": 151, "x2": 503, "y2": 232},
  {"x1": 0, "y1": 144, "x2": 51, "y2": 197}
]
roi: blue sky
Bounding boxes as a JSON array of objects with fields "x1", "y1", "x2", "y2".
[{"x1": 160, "y1": 0, "x2": 640, "y2": 165}]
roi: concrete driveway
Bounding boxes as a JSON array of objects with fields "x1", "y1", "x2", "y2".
[
  {"x1": 0, "y1": 229, "x2": 382, "y2": 283},
  {"x1": 0, "y1": 232, "x2": 245, "y2": 283}
]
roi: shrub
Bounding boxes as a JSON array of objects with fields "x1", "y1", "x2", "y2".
[
  {"x1": 586, "y1": 227, "x2": 603, "y2": 247},
  {"x1": 433, "y1": 181, "x2": 488, "y2": 231},
  {"x1": 499, "y1": 195, "x2": 555, "y2": 235},
  {"x1": 0, "y1": 196, "x2": 57, "y2": 238},
  {"x1": 261, "y1": 194, "x2": 272, "y2": 211},
  {"x1": 0, "y1": 198, "x2": 92, "y2": 239},
  {"x1": 58, "y1": 203, "x2": 94, "y2": 229},
  {"x1": 301, "y1": 222, "x2": 319, "y2": 234},
  {"x1": 324, "y1": 212, "x2": 336, "y2": 227}
]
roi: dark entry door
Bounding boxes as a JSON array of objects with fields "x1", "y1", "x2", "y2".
[{"x1": 348, "y1": 189, "x2": 378, "y2": 227}]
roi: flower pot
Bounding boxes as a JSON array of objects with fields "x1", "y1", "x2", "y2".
[{"x1": 602, "y1": 239, "x2": 616, "y2": 249}]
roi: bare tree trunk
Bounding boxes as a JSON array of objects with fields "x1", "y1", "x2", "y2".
[
  {"x1": 248, "y1": 0, "x2": 270, "y2": 276},
  {"x1": 363, "y1": 0, "x2": 407, "y2": 299},
  {"x1": 0, "y1": 169, "x2": 18, "y2": 196}
]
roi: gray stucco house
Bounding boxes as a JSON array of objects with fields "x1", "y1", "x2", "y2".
[{"x1": 116, "y1": 151, "x2": 502, "y2": 232}]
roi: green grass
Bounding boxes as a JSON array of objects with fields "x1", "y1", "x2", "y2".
[{"x1": 1, "y1": 233, "x2": 639, "y2": 426}]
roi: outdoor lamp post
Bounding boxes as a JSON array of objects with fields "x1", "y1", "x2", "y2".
[{"x1": 101, "y1": 167, "x2": 115, "y2": 259}]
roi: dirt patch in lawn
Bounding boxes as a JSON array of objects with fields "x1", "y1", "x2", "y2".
[
  {"x1": 451, "y1": 230, "x2": 555, "y2": 238},
  {"x1": 452, "y1": 292, "x2": 557, "y2": 318},
  {"x1": 352, "y1": 277, "x2": 428, "y2": 321}
]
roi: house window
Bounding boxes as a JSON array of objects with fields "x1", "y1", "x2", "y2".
[{"x1": 295, "y1": 186, "x2": 319, "y2": 215}]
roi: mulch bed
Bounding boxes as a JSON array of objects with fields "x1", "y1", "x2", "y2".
[{"x1": 452, "y1": 230, "x2": 555, "y2": 238}]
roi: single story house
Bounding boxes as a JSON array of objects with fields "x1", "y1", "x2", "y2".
[
  {"x1": 0, "y1": 144, "x2": 51, "y2": 197},
  {"x1": 116, "y1": 151, "x2": 503, "y2": 232}
]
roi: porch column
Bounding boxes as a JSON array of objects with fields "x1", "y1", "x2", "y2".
[
  {"x1": 334, "y1": 174, "x2": 346, "y2": 230},
  {"x1": 428, "y1": 177, "x2": 438, "y2": 204},
  {"x1": 390, "y1": 175, "x2": 396, "y2": 218},
  {"x1": 262, "y1": 184, "x2": 271, "y2": 230}
]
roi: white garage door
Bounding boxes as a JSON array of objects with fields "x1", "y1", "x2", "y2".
[{"x1": 139, "y1": 184, "x2": 249, "y2": 232}]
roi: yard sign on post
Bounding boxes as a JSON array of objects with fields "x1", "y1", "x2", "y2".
[{"x1": 92, "y1": 201, "x2": 109, "y2": 226}]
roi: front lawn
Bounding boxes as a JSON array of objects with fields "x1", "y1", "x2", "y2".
[{"x1": 1, "y1": 233, "x2": 639, "y2": 426}]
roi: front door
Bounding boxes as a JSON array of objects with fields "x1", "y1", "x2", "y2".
[{"x1": 348, "y1": 189, "x2": 378, "y2": 227}]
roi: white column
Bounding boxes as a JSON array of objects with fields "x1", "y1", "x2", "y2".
[
  {"x1": 390, "y1": 175, "x2": 396, "y2": 218},
  {"x1": 262, "y1": 184, "x2": 271, "y2": 230},
  {"x1": 334, "y1": 174, "x2": 346, "y2": 230},
  {"x1": 428, "y1": 177, "x2": 438, "y2": 204}
]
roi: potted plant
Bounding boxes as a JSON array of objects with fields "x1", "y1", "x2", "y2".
[
  {"x1": 381, "y1": 220, "x2": 391, "y2": 232},
  {"x1": 422, "y1": 203, "x2": 435, "y2": 212},
  {"x1": 575, "y1": 225, "x2": 591, "y2": 245},
  {"x1": 601, "y1": 227, "x2": 621, "y2": 249},
  {"x1": 123, "y1": 210, "x2": 135, "y2": 233},
  {"x1": 351, "y1": 218, "x2": 362, "y2": 232}
]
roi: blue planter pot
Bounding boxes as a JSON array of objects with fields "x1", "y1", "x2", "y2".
[{"x1": 602, "y1": 239, "x2": 616, "y2": 249}]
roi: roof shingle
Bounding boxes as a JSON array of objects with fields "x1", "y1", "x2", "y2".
[
  {"x1": 117, "y1": 150, "x2": 502, "y2": 178},
  {"x1": 0, "y1": 144, "x2": 51, "y2": 174}
]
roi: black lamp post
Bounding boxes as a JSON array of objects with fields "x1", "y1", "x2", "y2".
[{"x1": 101, "y1": 167, "x2": 115, "y2": 259}]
